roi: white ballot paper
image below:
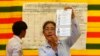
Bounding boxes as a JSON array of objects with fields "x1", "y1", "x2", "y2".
[{"x1": 56, "y1": 9, "x2": 72, "y2": 36}]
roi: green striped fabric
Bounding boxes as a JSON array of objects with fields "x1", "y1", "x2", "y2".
[{"x1": 0, "y1": 6, "x2": 22, "y2": 12}]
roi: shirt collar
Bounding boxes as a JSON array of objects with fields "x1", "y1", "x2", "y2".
[{"x1": 14, "y1": 35, "x2": 22, "y2": 44}]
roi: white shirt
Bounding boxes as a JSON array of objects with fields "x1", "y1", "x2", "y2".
[
  {"x1": 39, "y1": 19, "x2": 81, "y2": 56},
  {"x1": 6, "y1": 35, "x2": 23, "y2": 56}
]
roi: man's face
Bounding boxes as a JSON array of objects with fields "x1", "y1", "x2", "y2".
[
  {"x1": 43, "y1": 23, "x2": 57, "y2": 43},
  {"x1": 21, "y1": 30, "x2": 26, "y2": 38}
]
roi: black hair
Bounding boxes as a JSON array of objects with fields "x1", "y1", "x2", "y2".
[
  {"x1": 43, "y1": 21, "x2": 56, "y2": 32},
  {"x1": 12, "y1": 21, "x2": 27, "y2": 36}
]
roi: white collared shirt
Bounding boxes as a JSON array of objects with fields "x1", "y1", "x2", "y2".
[
  {"x1": 39, "y1": 19, "x2": 81, "y2": 56},
  {"x1": 6, "y1": 35, "x2": 23, "y2": 56}
]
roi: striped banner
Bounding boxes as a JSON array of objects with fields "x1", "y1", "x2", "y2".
[{"x1": 87, "y1": 4, "x2": 100, "y2": 52}]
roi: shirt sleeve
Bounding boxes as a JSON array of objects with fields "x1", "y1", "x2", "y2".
[
  {"x1": 65, "y1": 19, "x2": 81, "y2": 48},
  {"x1": 12, "y1": 44, "x2": 22, "y2": 56}
]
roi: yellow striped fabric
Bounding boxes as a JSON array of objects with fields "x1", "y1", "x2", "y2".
[
  {"x1": 0, "y1": 12, "x2": 11, "y2": 18},
  {"x1": 0, "y1": 29, "x2": 12, "y2": 33},
  {"x1": 87, "y1": 38, "x2": 100, "y2": 44},
  {"x1": 71, "y1": 49, "x2": 100, "y2": 55},
  {"x1": 0, "y1": 12, "x2": 21, "y2": 18},
  {"x1": 0, "y1": 39, "x2": 9, "y2": 45},
  {"x1": 88, "y1": 11, "x2": 100, "y2": 16},
  {"x1": 0, "y1": 24, "x2": 13, "y2": 29},
  {"x1": 88, "y1": 0, "x2": 100, "y2": 4},
  {"x1": 0, "y1": 1, "x2": 23, "y2": 7},
  {"x1": 88, "y1": 28, "x2": 100, "y2": 32},
  {"x1": 88, "y1": 22, "x2": 100, "y2": 27},
  {"x1": 1, "y1": 49, "x2": 100, "y2": 55}
]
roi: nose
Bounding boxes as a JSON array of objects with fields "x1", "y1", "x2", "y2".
[
  {"x1": 48, "y1": 30, "x2": 52, "y2": 34},
  {"x1": 48, "y1": 30, "x2": 52, "y2": 33}
]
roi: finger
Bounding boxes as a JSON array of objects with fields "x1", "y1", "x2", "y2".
[
  {"x1": 64, "y1": 6, "x2": 72, "y2": 10},
  {"x1": 64, "y1": 6, "x2": 75, "y2": 19}
]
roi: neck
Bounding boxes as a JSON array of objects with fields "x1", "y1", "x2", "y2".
[{"x1": 18, "y1": 35, "x2": 22, "y2": 39}]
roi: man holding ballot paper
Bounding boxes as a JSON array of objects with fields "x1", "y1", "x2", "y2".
[{"x1": 39, "y1": 7, "x2": 81, "y2": 56}]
